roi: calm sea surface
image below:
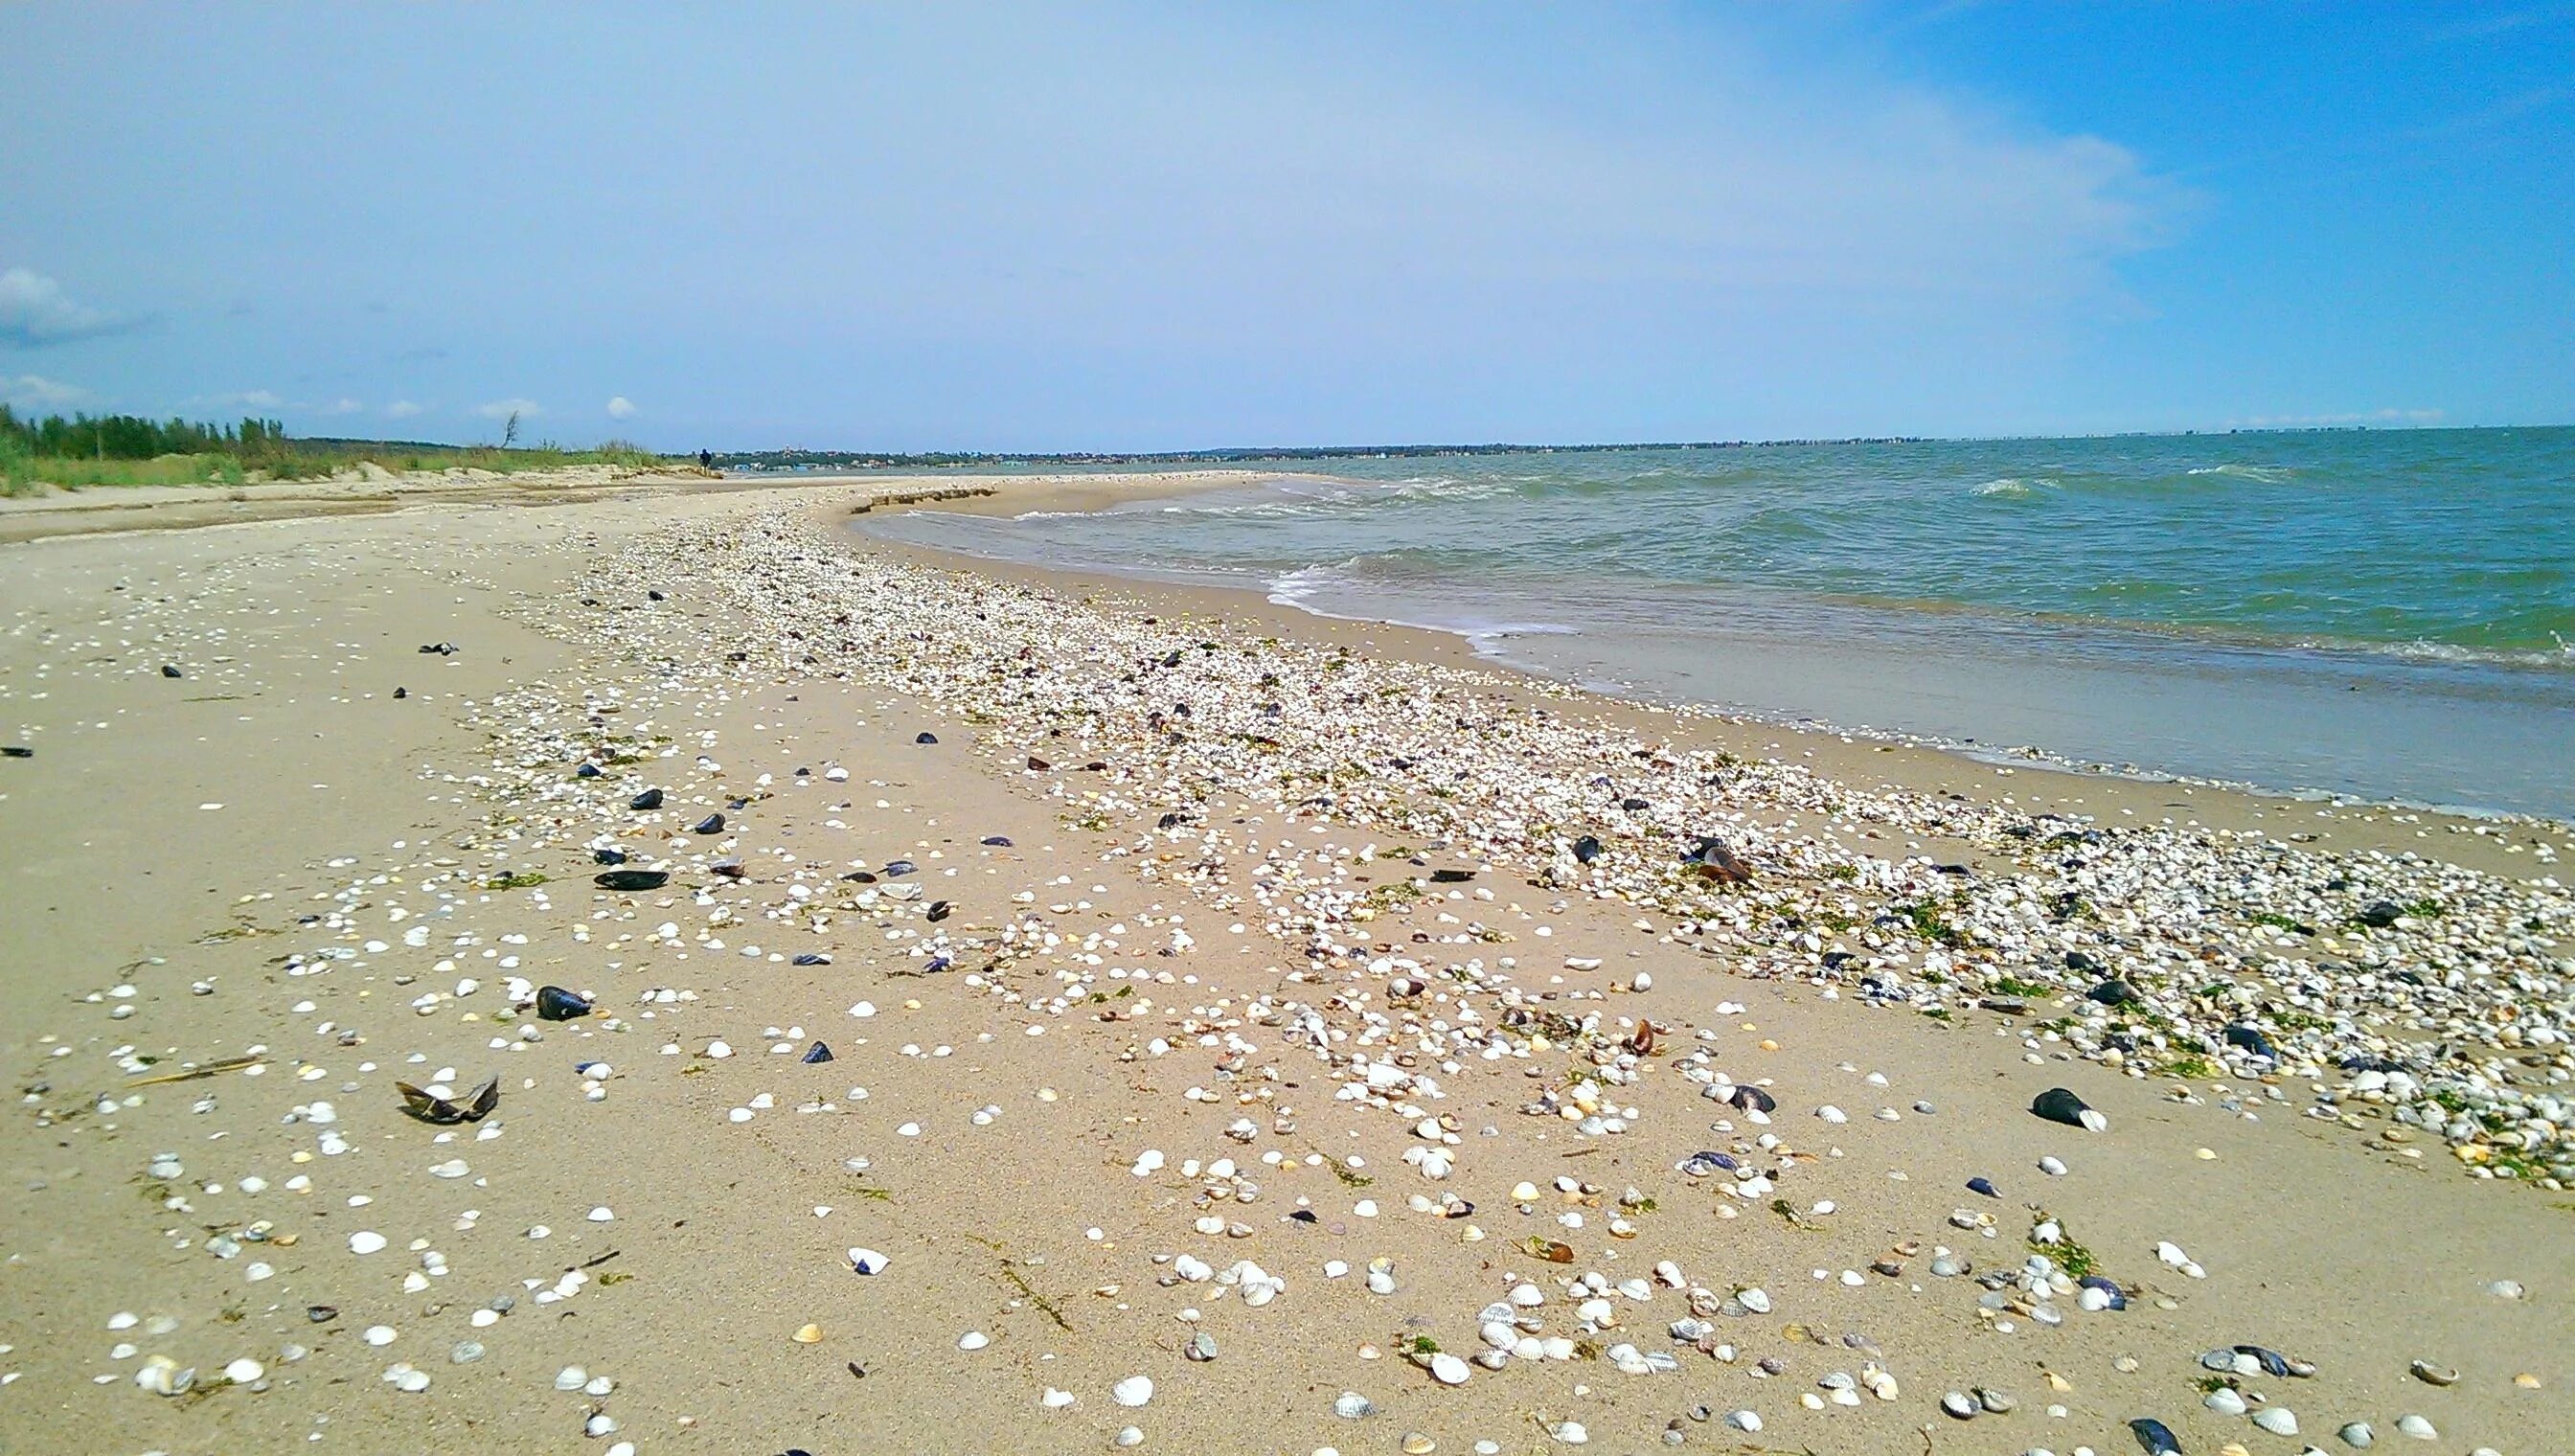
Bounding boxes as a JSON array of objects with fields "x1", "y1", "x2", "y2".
[{"x1": 854, "y1": 428, "x2": 2575, "y2": 820}]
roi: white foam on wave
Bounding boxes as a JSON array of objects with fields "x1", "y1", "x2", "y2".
[
  {"x1": 2185, "y1": 463, "x2": 2294, "y2": 483},
  {"x1": 1973, "y1": 477, "x2": 2056, "y2": 499}
]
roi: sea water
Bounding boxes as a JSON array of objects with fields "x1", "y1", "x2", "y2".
[{"x1": 855, "y1": 427, "x2": 2575, "y2": 820}]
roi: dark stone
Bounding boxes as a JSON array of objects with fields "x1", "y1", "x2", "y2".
[
  {"x1": 648, "y1": 589, "x2": 666, "y2": 601},
  {"x1": 577, "y1": 762, "x2": 601, "y2": 778},
  {"x1": 2086, "y1": 979, "x2": 2140, "y2": 1006},
  {"x1": 1572, "y1": 835, "x2": 1602, "y2": 864},
  {"x1": 692, "y1": 813, "x2": 725, "y2": 834},
  {"x1": 161, "y1": 664, "x2": 183, "y2": 678},
  {"x1": 2064, "y1": 950, "x2": 2102, "y2": 972},
  {"x1": 392, "y1": 687, "x2": 407, "y2": 699},
  {"x1": 595, "y1": 870, "x2": 670, "y2": 892},
  {"x1": 2359, "y1": 899, "x2": 2403, "y2": 928},
  {"x1": 1429, "y1": 869, "x2": 1473, "y2": 883},
  {"x1": 1619, "y1": 796, "x2": 1649, "y2": 811},
  {"x1": 1981, "y1": 996, "x2": 2030, "y2": 1014},
  {"x1": 1, "y1": 745, "x2": 31, "y2": 759},
  {"x1": 535, "y1": 986, "x2": 593, "y2": 1021},
  {"x1": 629, "y1": 788, "x2": 664, "y2": 810}
]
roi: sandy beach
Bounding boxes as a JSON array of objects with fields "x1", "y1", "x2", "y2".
[{"x1": 3, "y1": 471, "x2": 2569, "y2": 1456}]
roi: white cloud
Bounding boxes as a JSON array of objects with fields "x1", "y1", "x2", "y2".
[
  {"x1": 0, "y1": 267, "x2": 127, "y2": 346},
  {"x1": 2, "y1": 374, "x2": 86, "y2": 409},
  {"x1": 323, "y1": 398, "x2": 365, "y2": 415},
  {"x1": 476, "y1": 398, "x2": 542, "y2": 420},
  {"x1": 386, "y1": 399, "x2": 424, "y2": 419},
  {"x1": 605, "y1": 396, "x2": 636, "y2": 420}
]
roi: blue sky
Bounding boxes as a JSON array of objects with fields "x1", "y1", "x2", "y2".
[{"x1": 2, "y1": 2, "x2": 2567, "y2": 449}]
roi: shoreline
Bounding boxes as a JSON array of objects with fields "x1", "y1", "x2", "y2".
[{"x1": 3, "y1": 475, "x2": 2568, "y2": 1455}]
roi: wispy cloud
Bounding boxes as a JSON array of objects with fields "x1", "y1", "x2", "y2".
[
  {"x1": 191, "y1": 388, "x2": 285, "y2": 411},
  {"x1": 2, "y1": 374, "x2": 87, "y2": 409},
  {"x1": 2229, "y1": 407, "x2": 2447, "y2": 428},
  {"x1": 0, "y1": 267, "x2": 134, "y2": 347},
  {"x1": 476, "y1": 398, "x2": 541, "y2": 420},
  {"x1": 386, "y1": 399, "x2": 424, "y2": 419},
  {"x1": 605, "y1": 396, "x2": 636, "y2": 420}
]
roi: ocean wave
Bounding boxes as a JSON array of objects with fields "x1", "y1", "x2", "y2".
[
  {"x1": 1973, "y1": 477, "x2": 2058, "y2": 499},
  {"x1": 2185, "y1": 463, "x2": 2295, "y2": 483}
]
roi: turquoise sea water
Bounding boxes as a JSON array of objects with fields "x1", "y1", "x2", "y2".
[{"x1": 855, "y1": 427, "x2": 2575, "y2": 820}]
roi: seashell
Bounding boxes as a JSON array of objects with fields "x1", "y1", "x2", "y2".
[
  {"x1": 1040, "y1": 1388, "x2": 1075, "y2": 1408},
  {"x1": 2251, "y1": 1406, "x2": 2298, "y2": 1436},
  {"x1": 224, "y1": 1357, "x2": 265, "y2": 1383},
  {"x1": 690, "y1": 813, "x2": 724, "y2": 835},
  {"x1": 2407, "y1": 1359, "x2": 2458, "y2": 1386},
  {"x1": 2202, "y1": 1386, "x2": 2247, "y2": 1416},
  {"x1": 2031, "y1": 1087, "x2": 2108, "y2": 1131},
  {"x1": 628, "y1": 788, "x2": 663, "y2": 810},
  {"x1": 535, "y1": 986, "x2": 592, "y2": 1021},
  {"x1": 1184, "y1": 1332, "x2": 1218, "y2": 1362},
  {"x1": 792, "y1": 1324, "x2": 823, "y2": 1344},
  {"x1": 847, "y1": 1247, "x2": 890, "y2": 1275},
  {"x1": 1724, "y1": 1409, "x2": 1761, "y2": 1432},
  {"x1": 2129, "y1": 1417, "x2": 2182, "y2": 1455},
  {"x1": 399, "y1": 1076, "x2": 499, "y2": 1125},
  {"x1": 594, "y1": 869, "x2": 668, "y2": 892},
  {"x1": 349, "y1": 1231, "x2": 387, "y2": 1255},
  {"x1": 1428, "y1": 1352, "x2": 1470, "y2": 1385},
  {"x1": 1113, "y1": 1427, "x2": 1142, "y2": 1448},
  {"x1": 1333, "y1": 1391, "x2": 1375, "y2": 1419},
  {"x1": 1941, "y1": 1391, "x2": 1977, "y2": 1420},
  {"x1": 1552, "y1": 1421, "x2": 1589, "y2": 1444},
  {"x1": 2039, "y1": 1155, "x2": 2069, "y2": 1175},
  {"x1": 1968, "y1": 1176, "x2": 1999, "y2": 1197},
  {"x1": 1736, "y1": 1287, "x2": 1771, "y2": 1314},
  {"x1": 801, "y1": 1040, "x2": 833, "y2": 1063},
  {"x1": 2394, "y1": 1414, "x2": 2435, "y2": 1440},
  {"x1": 1112, "y1": 1376, "x2": 1154, "y2": 1407},
  {"x1": 2339, "y1": 1421, "x2": 2375, "y2": 1447}
]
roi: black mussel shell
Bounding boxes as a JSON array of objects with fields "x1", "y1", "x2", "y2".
[
  {"x1": 841, "y1": 870, "x2": 877, "y2": 883},
  {"x1": 802, "y1": 1041, "x2": 834, "y2": 1064},
  {"x1": 2032, "y1": 1086, "x2": 2107, "y2": 1131},
  {"x1": 535, "y1": 985, "x2": 593, "y2": 1021},
  {"x1": 692, "y1": 812, "x2": 725, "y2": 834},
  {"x1": 2128, "y1": 1417, "x2": 2180, "y2": 1455},
  {"x1": 981, "y1": 835, "x2": 1013, "y2": 847},
  {"x1": 629, "y1": 787, "x2": 664, "y2": 810},
  {"x1": 925, "y1": 900, "x2": 950, "y2": 921},
  {"x1": 398, "y1": 1075, "x2": 500, "y2": 1125},
  {"x1": 881, "y1": 858, "x2": 916, "y2": 876},
  {"x1": 1573, "y1": 835, "x2": 1602, "y2": 864},
  {"x1": 595, "y1": 869, "x2": 669, "y2": 892},
  {"x1": 1429, "y1": 868, "x2": 1473, "y2": 883},
  {"x1": 793, "y1": 953, "x2": 830, "y2": 966},
  {"x1": 162, "y1": 664, "x2": 184, "y2": 678},
  {"x1": 2087, "y1": 979, "x2": 2141, "y2": 1006},
  {"x1": 1967, "y1": 1176, "x2": 1999, "y2": 1197},
  {"x1": 594, "y1": 848, "x2": 627, "y2": 865},
  {"x1": 1728, "y1": 1085, "x2": 1777, "y2": 1114},
  {"x1": 2079, "y1": 1274, "x2": 2128, "y2": 1309},
  {"x1": 914, "y1": 731, "x2": 937, "y2": 744},
  {"x1": 2222, "y1": 1024, "x2": 2277, "y2": 1060}
]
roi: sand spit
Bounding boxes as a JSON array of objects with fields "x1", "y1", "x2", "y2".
[{"x1": 0, "y1": 481, "x2": 2566, "y2": 1456}]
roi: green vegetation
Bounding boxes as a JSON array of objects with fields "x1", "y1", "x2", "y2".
[{"x1": 2, "y1": 403, "x2": 672, "y2": 495}]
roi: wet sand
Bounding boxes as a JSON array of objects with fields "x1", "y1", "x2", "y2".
[{"x1": 1, "y1": 471, "x2": 2566, "y2": 1456}]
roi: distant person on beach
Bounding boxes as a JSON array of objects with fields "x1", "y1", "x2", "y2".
[{"x1": 698, "y1": 449, "x2": 713, "y2": 469}]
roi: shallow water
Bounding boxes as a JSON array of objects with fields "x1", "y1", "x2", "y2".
[{"x1": 855, "y1": 428, "x2": 2575, "y2": 819}]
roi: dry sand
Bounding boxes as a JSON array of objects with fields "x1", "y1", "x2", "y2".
[{"x1": 1, "y1": 471, "x2": 2566, "y2": 1456}]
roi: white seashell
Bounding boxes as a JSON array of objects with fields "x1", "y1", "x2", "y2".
[
  {"x1": 555, "y1": 1366, "x2": 587, "y2": 1390},
  {"x1": 363, "y1": 1326, "x2": 399, "y2": 1347},
  {"x1": 848, "y1": 1247, "x2": 889, "y2": 1275},
  {"x1": 1552, "y1": 1421, "x2": 1588, "y2": 1444},
  {"x1": 1113, "y1": 1427, "x2": 1143, "y2": 1448},
  {"x1": 1726, "y1": 1410, "x2": 1762, "y2": 1432},
  {"x1": 2395, "y1": 1414, "x2": 2436, "y2": 1440},
  {"x1": 1816, "y1": 1105, "x2": 1847, "y2": 1124},
  {"x1": 1040, "y1": 1387, "x2": 1075, "y2": 1408},
  {"x1": 959, "y1": 1331, "x2": 990, "y2": 1351},
  {"x1": 1334, "y1": 1391, "x2": 1376, "y2": 1419},
  {"x1": 2203, "y1": 1387, "x2": 2246, "y2": 1416},
  {"x1": 1510, "y1": 1283, "x2": 1545, "y2": 1307},
  {"x1": 1737, "y1": 1287, "x2": 1772, "y2": 1314},
  {"x1": 1174, "y1": 1255, "x2": 1214, "y2": 1282},
  {"x1": 2039, "y1": 1155, "x2": 2069, "y2": 1175},
  {"x1": 1429, "y1": 1353, "x2": 1470, "y2": 1385},
  {"x1": 348, "y1": 1231, "x2": 387, "y2": 1255},
  {"x1": 2252, "y1": 1406, "x2": 2299, "y2": 1436},
  {"x1": 1113, "y1": 1376, "x2": 1154, "y2": 1407}
]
